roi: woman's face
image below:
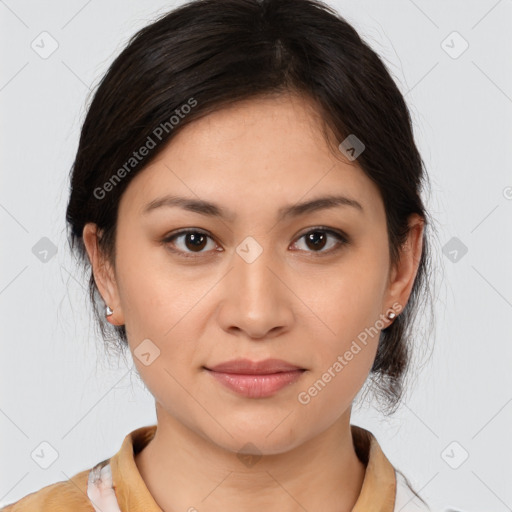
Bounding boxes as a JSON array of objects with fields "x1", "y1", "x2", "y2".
[{"x1": 85, "y1": 93, "x2": 420, "y2": 454}]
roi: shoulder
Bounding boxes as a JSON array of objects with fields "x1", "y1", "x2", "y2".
[
  {"x1": 0, "y1": 467, "x2": 94, "y2": 512},
  {"x1": 394, "y1": 469, "x2": 432, "y2": 512}
]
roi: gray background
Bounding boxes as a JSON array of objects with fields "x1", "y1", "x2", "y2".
[{"x1": 1, "y1": 1, "x2": 511, "y2": 510}]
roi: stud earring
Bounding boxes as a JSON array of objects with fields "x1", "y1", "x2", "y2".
[
  {"x1": 105, "y1": 305, "x2": 113, "y2": 317},
  {"x1": 387, "y1": 311, "x2": 396, "y2": 320}
]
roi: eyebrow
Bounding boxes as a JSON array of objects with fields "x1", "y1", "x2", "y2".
[{"x1": 142, "y1": 193, "x2": 364, "y2": 222}]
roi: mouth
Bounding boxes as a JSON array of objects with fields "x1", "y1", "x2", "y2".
[
  {"x1": 204, "y1": 358, "x2": 306, "y2": 374},
  {"x1": 203, "y1": 358, "x2": 307, "y2": 398}
]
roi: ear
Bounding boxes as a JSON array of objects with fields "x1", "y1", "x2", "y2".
[
  {"x1": 383, "y1": 213, "x2": 424, "y2": 320},
  {"x1": 82, "y1": 223, "x2": 125, "y2": 326}
]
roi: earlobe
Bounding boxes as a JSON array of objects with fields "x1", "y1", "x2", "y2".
[
  {"x1": 105, "y1": 304, "x2": 124, "y2": 326},
  {"x1": 82, "y1": 223, "x2": 125, "y2": 326}
]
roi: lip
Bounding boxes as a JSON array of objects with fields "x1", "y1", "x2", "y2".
[
  {"x1": 205, "y1": 358, "x2": 304, "y2": 374},
  {"x1": 204, "y1": 358, "x2": 306, "y2": 398}
]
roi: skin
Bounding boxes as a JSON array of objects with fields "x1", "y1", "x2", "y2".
[{"x1": 83, "y1": 92, "x2": 424, "y2": 512}]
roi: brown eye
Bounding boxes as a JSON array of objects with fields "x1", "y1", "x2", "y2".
[
  {"x1": 163, "y1": 226, "x2": 348, "y2": 260},
  {"x1": 182, "y1": 232, "x2": 208, "y2": 251},
  {"x1": 164, "y1": 230, "x2": 218, "y2": 257},
  {"x1": 305, "y1": 231, "x2": 328, "y2": 251},
  {"x1": 292, "y1": 228, "x2": 348, "y2": 255}
]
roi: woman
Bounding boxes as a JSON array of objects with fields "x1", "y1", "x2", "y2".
[{"x1": 2, "y1": 0, "x2": 436, "y2": 510}]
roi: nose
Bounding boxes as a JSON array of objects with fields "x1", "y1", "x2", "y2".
[{"x1": 215, "y1": 237, "x2": 294, "y2": 340}]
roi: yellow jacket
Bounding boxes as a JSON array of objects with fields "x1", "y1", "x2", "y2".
[{"x1": 1, "y1": 424, "x2": 430, "y2": 511}]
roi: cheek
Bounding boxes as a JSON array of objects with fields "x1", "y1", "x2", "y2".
[
  {"x1": 300, "y1": 253, "x2": 387, "y2": 349},
  {"x1": 295, "y1": 278, "x2": 382, "y2": 419},
  {"x1": 293, "y1": 251, "x2": 387, "y2": 402},
  {"x1": 114, "y1": 238, "x2": 197, "y2": 338},
  {"x1": 114, "y1": 241, "x2": 209, "y2": 382}
]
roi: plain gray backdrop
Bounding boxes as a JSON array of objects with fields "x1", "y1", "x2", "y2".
[{"x1": 1, "y1": 1, "x2": 512, "y2": 510}]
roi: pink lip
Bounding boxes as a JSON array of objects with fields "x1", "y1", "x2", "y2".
[
  {"x1": 206, "y1": 358, "x2": 304, "y2": 374},
  {"x1": 204, "y1": 359, "x2": 306, "y2": 398}
]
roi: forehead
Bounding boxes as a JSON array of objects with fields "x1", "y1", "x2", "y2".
[{"x1": 118, "y1": 93, "x2": 384, "y2": 224}]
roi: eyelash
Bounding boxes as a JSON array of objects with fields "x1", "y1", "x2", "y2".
[{"x1": 162, "y1": 226, "x2": 349, "y2": 259}]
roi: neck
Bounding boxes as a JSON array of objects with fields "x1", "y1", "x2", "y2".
[{"x1": 135, "y1": 404, "x2": 367, "y2": 512}]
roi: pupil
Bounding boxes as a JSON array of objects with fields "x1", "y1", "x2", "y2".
[
  {"x1": 186, "y1": 233, "x2": 207, "y2": 251},
  {"x1": 307, "y1": 231, "x2": 326, "y2": 250}
]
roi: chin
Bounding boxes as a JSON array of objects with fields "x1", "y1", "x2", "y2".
[{"x1": 200, "y1": 420, "x2": 309, "y2": 458}]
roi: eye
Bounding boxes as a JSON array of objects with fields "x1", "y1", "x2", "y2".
[
  {"x1": 291, "y1": 227, "x2": 348, "y2": 255},
  {"x1": 162, "y1": 226, "x2": 349, "y2": 259},
  {"x1": 163, "y1": 229, "x2": 220, "y2": 258}
]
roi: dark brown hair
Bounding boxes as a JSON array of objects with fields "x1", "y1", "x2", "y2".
[{"x1": 66, "y1": 0, "x2": 437, "y2": 416}]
